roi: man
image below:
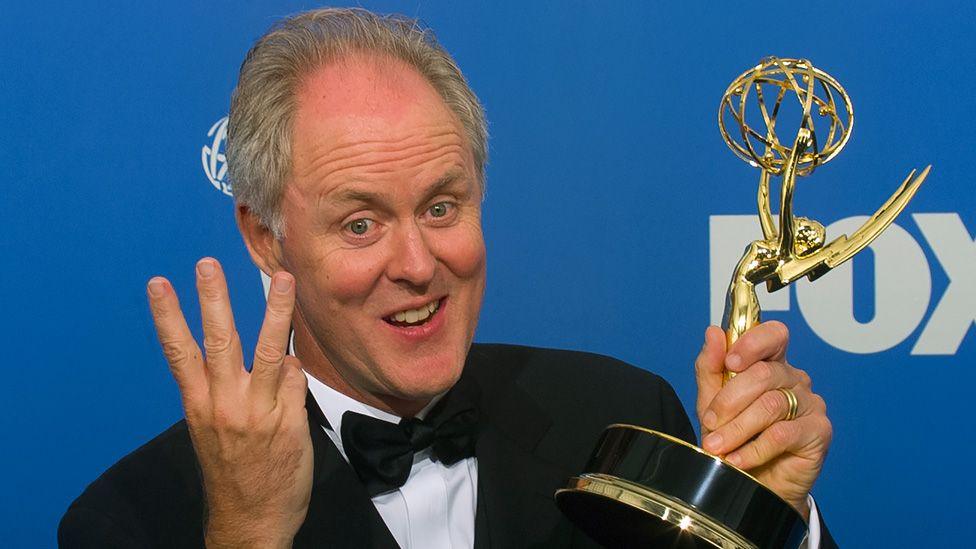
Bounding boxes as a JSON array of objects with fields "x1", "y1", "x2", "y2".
[{"x1": 60, "y1": 8, "x2": 834, "y2": 548}]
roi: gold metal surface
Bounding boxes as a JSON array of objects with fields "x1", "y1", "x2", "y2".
[
  {"x1": 558, "y1": 57, "x2": 928, "y2": 549},
  {"x1": 606, "y1": 424, "x2": 766, "y2": 487},
  {"x1": 717, "y1": 56, "x2": 930, "y2": 367},
  {"x1": 777, "y1": 388, "x2": 799, "y2": 421},
  {"x1": 557, "y1": 474, "x2": 757, "y2": 549}
]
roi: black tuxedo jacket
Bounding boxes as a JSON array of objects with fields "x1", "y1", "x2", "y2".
[{"x1": 59, "y1": 343, "x2": 836, "y2": 548}]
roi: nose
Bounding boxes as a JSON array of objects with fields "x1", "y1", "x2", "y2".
[{"x1": 386, "y1": 221, "x2": 436, "y2": 288}]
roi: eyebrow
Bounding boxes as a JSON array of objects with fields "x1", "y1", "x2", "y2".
[
  {"x1": 322, "y1": 167, "x2": 469, "y2": 209},
  {"x1": 423, "y1": 168, "x2": 467, "y2": 200}
]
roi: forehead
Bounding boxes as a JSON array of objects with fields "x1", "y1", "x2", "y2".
[
  {"x1": 292, "y1": 53, "x2": 463, "y2": 154},
  {"x1": 287, "y1": 53, "x2": 474, "y2": 204}
]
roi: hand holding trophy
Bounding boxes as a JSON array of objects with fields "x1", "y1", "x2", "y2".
[{"x1": 555, "y1": 57, "x2": 930, "y2": 548}]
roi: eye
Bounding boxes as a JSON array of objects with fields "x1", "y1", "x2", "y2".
[
  {"x1": 429, "y1": 202, "x2": 452, "y2": 218},
  {"x1": 346, "y1": 218, "x2": 373, "y2": 235}
]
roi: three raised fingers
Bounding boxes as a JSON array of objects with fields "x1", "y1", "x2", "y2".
[{"x1": 149, "y1": 259, "x2": 299, "y2": 415}]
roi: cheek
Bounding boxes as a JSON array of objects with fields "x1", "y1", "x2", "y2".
[
  {"x1": 286, "y1": 239, "x2": 385, "y2": 307},
  {"x1": 435, "y1": 222, "x2": 487, "y2": 280},
  {"x1": 321, "y1": 252, "x2": 386, "y2": 303}
]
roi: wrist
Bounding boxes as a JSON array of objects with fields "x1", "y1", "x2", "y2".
[
  {"x1": 791, "y1": 495, "x2": 811, "y2": 524},
  {"x1": 205, "y1": 530, "x2": 293, "y2": 549},
  {"x1": 205, "y1": 514, "x2": 294, "y2": 549}
]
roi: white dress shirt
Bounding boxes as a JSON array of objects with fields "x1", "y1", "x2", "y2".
[
  {"x1": 303, "y1": 370, "x2": 822, "y2": 548},
  {"x1": 304, "y1": 372, "x2": 478, "y2": 549}
]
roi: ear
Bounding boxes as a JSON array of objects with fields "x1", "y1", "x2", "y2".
[{"x1": 236, "y1": 204, "x2": 283, "y2": 276}]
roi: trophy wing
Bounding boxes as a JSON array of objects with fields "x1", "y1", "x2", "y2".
[{"x1": 810, "y1": 166, "x2": 931, "y2": 279}]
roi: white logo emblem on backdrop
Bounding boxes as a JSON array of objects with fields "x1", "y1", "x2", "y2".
[
  {"x1": 709, "y1": 213, "x2": 975, "y2": 356},
  {"x1": 202, "y1": 116, "x2": 232, "y2": 196}
]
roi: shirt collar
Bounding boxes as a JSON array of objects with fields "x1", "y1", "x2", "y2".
[
  {"x1": 292, "y1": 330, "x2": 444, "y2": 430},
  {"x1": 303, "y1": 371, "x2": 445, "y2": 461},
  {"x1": 304, "y1": 370, "x2": 402, "y2": 432}
]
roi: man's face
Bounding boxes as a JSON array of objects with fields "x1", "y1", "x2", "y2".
[{"x1": 276, "y1": 54, "x2": 486, "y2": 411}]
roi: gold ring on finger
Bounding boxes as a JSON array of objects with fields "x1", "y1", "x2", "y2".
[{"x1": 777, "y1": 387, "x2": 799, "y2": 421}]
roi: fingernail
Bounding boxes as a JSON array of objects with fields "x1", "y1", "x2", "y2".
[
  {"x1": 702, "y1": 410, "x2": 717, "y2": 430},
  {"x1": 197, "y1": 260, "x2": 215, "y2": 278},
  {"x1": 703, "y1": 432, "x2": 722, "y2": 452},
  {"x1": 273, "y1": 274, "x2": 292, "y2": 293},
  {"x1": 147, "y1": 278, "x2": 166, "y2": 297},
  {"x1": 726, "y1": 353, "x2": 741, "y2": 370},
  {"x1": 727, "y1": 452, "x2": 742, "y2": 467}
]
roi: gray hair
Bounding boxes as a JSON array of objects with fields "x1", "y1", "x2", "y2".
[{"x1": 226, "y1": 7, "x2": 488, "y2": 237}]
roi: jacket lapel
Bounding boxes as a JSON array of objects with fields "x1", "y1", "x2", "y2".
[
  {"x1": 293, "y1": 392, "x2": 400, "y2": 549},
  {"x1": 466, "y1": 348, "x2": 577, "y2": 548},
  {"x1": 293, "y1": 349, "x2": 580, "y2": 549}
]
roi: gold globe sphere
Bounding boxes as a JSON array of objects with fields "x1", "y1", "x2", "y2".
[{"x1": 719, "y1": 57, "x2": 854, "y2": 177}]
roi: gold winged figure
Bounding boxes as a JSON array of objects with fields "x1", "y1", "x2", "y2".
[{"x1": 719, "y1": 57, "x2": 931, "y2": 353}]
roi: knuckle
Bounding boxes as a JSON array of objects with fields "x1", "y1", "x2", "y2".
[
  {"x1": 737, "y1": 336, "x2": 758, "y2": 359},
  {"x1": 769, "y1": 421, "x2": 797, "y2": 447},
  {"x1": 287, "y1": 366, "x2": 307, "y2": 393},
  {"x1": 752, "y1": 360, "x2": 774, "y2": 384},
  {"x1": 211, "y1": 405, "x2": 247, "y2": 434},
  {"x1": 819, "y1": 416, "x2": 834, "y2": 443},
  {"x1": 810, "y1": 393, "x2": 827, "y2": 414},
  {"x1": 253, "y1": 341, "x2": 285, "y2": 368},
  {"x1": 696, "y1": 404, "x2": 708, "y2": 422},
  {"x1": 726, "y1": 418, "x2": 747, "y2": 441},
  {"x1": 247, "y1": 405, "x2": 275, "y2": 428},
  {"x1": 267, "y1": 297, "x2": 294, "y2": 318},
  {"x1": 182, "y1": 405, "x2": 205, "y2": 427},
  {"x1": 748, "y1": 441, "x2": 766, "y2": 463},
  {"x1": 161, "y1": 340, "x2": 190, "y2": 367},
  {"x1": 283, "y1": 355, "x2": 303, "y2": 372},
  {"x1": 710, "y1": 394, "x2": 731, "y2": 417},
  {"x1": 203, "y1": 332, "x2": 236, "y2": 357},
  {"x1": 771, "y1": 320, "x2": 790, "y2": 341},
  {"x1": 760, "y1": 390, "x2": 784, "y2": 418},
  {"x1": 284, "y1": 365, "x2": 308, "y2": 389},
  {"x1": 795, "y1": 368, "x2": 812, "y2": 388}
]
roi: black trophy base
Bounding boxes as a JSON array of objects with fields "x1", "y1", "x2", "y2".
[{"x1": 555, "y1": 425, "x2": 807, "y2": 549}]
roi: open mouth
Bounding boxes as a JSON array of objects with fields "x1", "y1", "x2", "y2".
[{"x1": 383, "y1": 298, "x2": 443, "y2": 328}]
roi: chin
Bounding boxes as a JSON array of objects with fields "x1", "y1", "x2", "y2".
[{"x1": 384, "y1": 349, "x2": 465, "y2": 401}]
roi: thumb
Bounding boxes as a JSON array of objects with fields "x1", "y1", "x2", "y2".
[{"x1": 694, "y1": 325, "x2": 727, "y2": 435}]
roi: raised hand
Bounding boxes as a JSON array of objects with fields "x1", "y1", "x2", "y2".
[
  {"x1": 694, "y1": 322, "x2": 832, "y2": 519},
  {"x1": 147, "y1": 258, "x2": 312, "y2": 548}
]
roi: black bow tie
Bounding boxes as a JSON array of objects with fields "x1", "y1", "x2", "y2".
[{"x1": 340, "y1": 398, "x2": 479, "y2": 497}]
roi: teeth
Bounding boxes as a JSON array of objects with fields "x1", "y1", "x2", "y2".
[{"x1": 389, "y1": 300, "x2": 440, "y2": 325}]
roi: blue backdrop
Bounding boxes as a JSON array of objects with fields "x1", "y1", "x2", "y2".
[{"x1": 4, "y1": 1, "x2": 974, "y2": 546}]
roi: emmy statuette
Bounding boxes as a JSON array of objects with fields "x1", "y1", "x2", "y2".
[{"x1": 554, "y1": 57, "x2": 930, "y2": 548}]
